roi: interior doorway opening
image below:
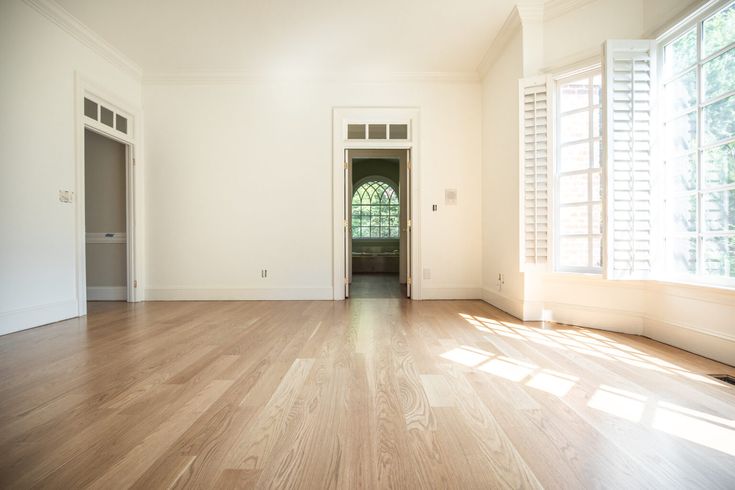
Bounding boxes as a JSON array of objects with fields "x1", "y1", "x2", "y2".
[
  {"x1": 345, "y1": 149, "x2": 410, "y2": 299},
  {"x1": 84, "y1": 128, "x2": 129, "y2": 302}
]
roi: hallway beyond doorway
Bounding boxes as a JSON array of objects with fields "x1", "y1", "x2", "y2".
[{"x1": 349, "y1": 273, "x2": 404, "y2": 298}]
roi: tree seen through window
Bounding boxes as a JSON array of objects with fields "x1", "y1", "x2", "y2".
[{"x1": 352, "y1": 180, "x2": 399, "y2": 238}]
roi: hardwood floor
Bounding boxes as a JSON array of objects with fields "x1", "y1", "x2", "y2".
[
  {"x1": 349, "y1": 273, "x2": 404, "y2": 299},
  {"x1": 1, "y1": 299, "x2": 734, "y2": 489}
]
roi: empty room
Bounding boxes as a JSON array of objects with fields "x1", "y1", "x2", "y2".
[{"x1": 1, "y1": 0, "x2": 735, "y2": 488}]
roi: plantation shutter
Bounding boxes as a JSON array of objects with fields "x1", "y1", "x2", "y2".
[
  {"x1": 603, "y1": 40, "x2": 657, "y2": 279},
  {"x1": 519, "y1": 76, "x2": 552, "y2": 271}
]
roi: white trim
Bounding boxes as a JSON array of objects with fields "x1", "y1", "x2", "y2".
[
  {"x1": 478, "y1": 7, "x2": 521, "y2": 77},
  {"x1": 143, "y1": 71, "x2": 480, "y2": 85},
  {"x1": 75, "y1": 73, "x2": 144, "y2": 317},
  {"x1": 333, "y1": 108, "x2": 422, "y2": 301},
  {"x1": 0, "y1": 300, "x2": 78, "y2": 337},
  {"x1": 481, "y1": 288, "x2": 525, "y2": 320},
  {"x1": 543, "y1": 0, "x2": 598, "y2": 20},
  {"x1": 421, "y1": 287, "x2": 482, "y2": 300},
  {"x1": 87, "y1": 287, "x2": 127, "y2": 301},
  {"x1": 86, "y1": 232, "x2": 127, "y2": 244},
  {"x1": 145, "y1": 288, "x2": 333, "y2": 301},
  {"x1": 643, "y1": 317, "x2": 735, "y2": 366},
  {"x1": 22, "y1": 0, "x2": 142, "y2": 81}
]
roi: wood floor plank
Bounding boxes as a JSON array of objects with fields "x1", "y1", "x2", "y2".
[{"x1": 0, "y1": 298, "x2": 734, "y2": 489}]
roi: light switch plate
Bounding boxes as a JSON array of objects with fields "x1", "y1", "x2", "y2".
[
  {"x1": 58, "y1": 190, "x2": 73, "y2": 203},
  {"x1": 445, "y1": 189, "x2": 457, "y2": 205}
]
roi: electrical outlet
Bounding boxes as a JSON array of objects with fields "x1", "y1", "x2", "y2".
[
  {"x1": 58, "y1": 190, "x2": 73, "y2": 203},
  {"x1": 423, "y1": 268, "x2": 431, "y2": 280}
]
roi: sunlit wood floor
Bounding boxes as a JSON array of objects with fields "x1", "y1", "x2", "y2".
[{"x1": 1, "y1": 299, "x2": 735, "y2": 489}]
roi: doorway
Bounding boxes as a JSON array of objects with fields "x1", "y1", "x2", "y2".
[
  {"x1": 345, "y1": 149, "x2": 410, "y2": 299},
  {"x1": 84, "y1": 128, "x2": 129, "y2": 302}
]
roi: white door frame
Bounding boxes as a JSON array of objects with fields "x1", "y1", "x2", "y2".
[
  {"x1": 332, "y1": 107, "x2": 421, "y2": 300},
  {"x1": 74, "y1": 73, "x2": 143, "y2": 316}
]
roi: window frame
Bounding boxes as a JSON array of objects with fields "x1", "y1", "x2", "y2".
[
  {"x1": 658, "y1": 0, "x2": 735, "y2": 288},
  {"x1": 351, "y1": 177, "x2": 400, "y2": 240},
  {"x1": 553, "y1": 66, "x2": 604, "y2": 275}
]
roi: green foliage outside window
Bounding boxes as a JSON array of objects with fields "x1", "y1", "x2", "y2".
[{"x1": 352, "y1": 180, "x2": 399, "y2": 239}]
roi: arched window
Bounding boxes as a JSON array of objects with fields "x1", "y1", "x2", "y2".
[{"x1": 352, "y1": 179, "x2": 399, "y2": 238}]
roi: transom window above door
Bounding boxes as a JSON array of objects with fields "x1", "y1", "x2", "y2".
[{"x1": 352, "y1": 180, "x2": 399, "y2": 238}]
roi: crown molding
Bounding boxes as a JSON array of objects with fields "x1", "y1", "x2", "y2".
[
  {"x1": 477, "y1": 6, "x2": 522, "y2": 77},
  {"x1": 143, "y1": 70, "x2": 481, "y2": 85},
  {"x1": 22, "y1": 0, "x2": 142, "y2": 81},
  {"x1": 543, "y1": 0, "x2": 598, "y2": 20}
]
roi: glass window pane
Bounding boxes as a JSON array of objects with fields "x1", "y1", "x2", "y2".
[
  {"x1": 704, "y1": 236, "x2": 735, "y2": 278},
  {"x1": 703, "y1": 189, "x2": 735, "y2": 231},
  {"x1": 115, "y1": 114, "x2": 128, "y2": 134},
  {"x1": 702, "y1": 47, "x2": 735, "y2": 101},
  {"x1": 389, "y1": 124, "x2": 408, "y2": 139},
  {"x1": 664, "y1": 112, "x2": 697, "y2": 156},
  {"x1": 560, "y1": 111, "x2": 589, "y2": 143},
  {"x1": 559, "y1": 173, "x2": 589, "y2": 204},
  {"x1": 592, "y1": 204, "x2": 602, "y2": 234},
  {"x1": 703, "y1": 2, "x2": 735, "y2": 58},
  {"x1": 593, "y1": 140, "x2": 601, "y2": 168},
  {"x1": 560, "y1": 79, "x2": 590, "y2": 112},
  {"x1": 703, "y1": 142, "x2": 735, "y2": 187},
  {"x1": 100, "y1": 106, "x2": 114, "y2": 127},
  {"x1": 592, "y1": 236, "x2": 602, "y2": 268},
  {"x1": 592, "y1": 108, "x2": 601, "y2": 137},
  {"x1": 667, "y1": 237, "x2": 697, "y2": 275},
  {"x1": 83, "y1": 98, "x2": 98, "y2": 119},
  {"x1": 347, "y1": 124, "x2": 366, "y2": 139},
  {"x1": 591, "y1": 171, "x2": 600, "y2": 201},
  {"x1": 368, "y1": 124, "x2": 387, "y2": 139},
  {"x1": 559, "y1": 205, "x2": 589, "y2": 234},
  {"x1": 666, "y1": 153, "x2": 698, "y2": 193},
  {"x1": 592, "y1": 75, "x2": 602, "y2": 106},
  {"x1": 559, "y1": 236, "x2": 589, "y2": 267},
  {"x1": 663, "y1": 28, "x2": 697, "y2": 78},
  {"x1": 663, "y1": 70, "x2": 697, "y2": 118},
  {"x1": 559, "y1": 142, "x2": 590, "y2": 172},
  {"x1": 703, "y1": 94, "x2": 735, "y2": 145},
  {"x1": 668, "y1": 194, "x2": 698, "y2": 232}
]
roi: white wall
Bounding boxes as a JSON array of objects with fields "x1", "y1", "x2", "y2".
[
  {"x1": 481, "y1": 31, "x2": 526, "y2": 317},
  {"x1": 0, "y1": 1, "x2": 141, "y2": 335},
  {"x1": 480, "y1": 0, "x2": 735, "y2": 366},
  {"x1": 143, "y1": 79, "x2": 482, "y2": 300}
]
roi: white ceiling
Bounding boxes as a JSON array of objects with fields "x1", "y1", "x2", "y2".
[{"x1": 54, "y1": 0, "x2": 517, "y2": 77}]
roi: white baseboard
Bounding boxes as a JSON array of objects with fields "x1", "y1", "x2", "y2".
[
  {"x1": 540, "y1": 301, "x2": 644, "y2": 335},
  {"x1": 481, "y1": 288, "x2": 524, "y2": 319},
  {"x1": 87, "y1": 286, "x2": 127, "y2": 301},
  {"x1": 145, "y1": 287, "x2": 334, "y2": 301},
  {"x1": 644, "y1": 317, "x2": 735, "y2": 367},
  {"x1": 421, "y1": 287, "x2": 482, "y2": 300},
  {"x1": 0, "y1": 300, "x2": 78, "y2": 336}
]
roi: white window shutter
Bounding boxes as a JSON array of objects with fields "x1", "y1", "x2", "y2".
[
  {"x1": 603, "y1": 40, "x2": 657, "y2": 280},
  {"x1": 519, "y1": 75, "x2": 552, "y2": 271}
]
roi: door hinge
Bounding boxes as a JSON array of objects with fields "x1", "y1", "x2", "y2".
[
  {"x1": 407, "y1": 277, "x2": 413, "y2": 285},
  {"x1": 344, "y1": 162, "x2": 349, "y2": 169},
  {"x1": 344, "y1": 277, "x2": 348, "y2": 285},
  {"x1": 407, "y1": 219, "x2": 412, "y2": 228},
  {"x1": 408, "y1": 161, "x2": 412, "y2": 171},
  {"x1": 344, "y1": 220, "x2": 348, "y2": 228},
  {"x1": 133, "y1": 280, "x2": 138, "y2": 288}
]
